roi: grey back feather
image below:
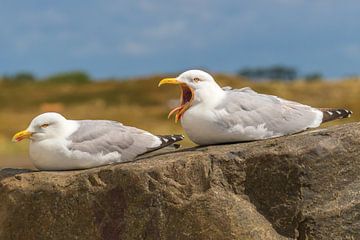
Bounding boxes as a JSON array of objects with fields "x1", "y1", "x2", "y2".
[
  {"x1": 215, "y1": 87, "x2": 322, "y2": 136},
  {"x1": 67, "y1": 120, "x2": 159, "y2": 161}
]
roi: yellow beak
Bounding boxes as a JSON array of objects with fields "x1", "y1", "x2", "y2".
[
  {"x1": 12, "y1": 130, "x2": 32, "y2": 142},
  {"x1": 158, "y1": 78, "x2": 181, "y2": 87}
]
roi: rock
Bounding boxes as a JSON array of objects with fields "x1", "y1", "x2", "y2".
[{"x1": 0, "y1": 122, "x2": 359, "y2": 240}]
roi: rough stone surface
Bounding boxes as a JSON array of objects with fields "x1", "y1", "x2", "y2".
[{"x1": 0, "y1": 122, "x2": 359, "y2": 240}]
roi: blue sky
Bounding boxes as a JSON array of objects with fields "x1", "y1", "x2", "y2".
[{"x1": 0, "y1": 0, "x2": 359, "y2": 79}]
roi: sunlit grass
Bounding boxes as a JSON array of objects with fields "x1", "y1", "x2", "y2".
[{"x1": 1, "y1": 74, "x2": 359, "y2": 168}]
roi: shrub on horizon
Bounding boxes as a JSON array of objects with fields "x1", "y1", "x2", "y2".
[
  {"x1": 44, "y1": 71, "x2": 91, "y2": 84},
  {"x1": 2, "y1": 72, "x2": 36, "y2": 84}
]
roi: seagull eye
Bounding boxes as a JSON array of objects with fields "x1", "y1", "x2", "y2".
[
  {"x1": 193, "y1": 77, "x2": 201, "y2": 82},
  {"x1": 40, "y1": 124, "x2": 50, "y2": 128}
]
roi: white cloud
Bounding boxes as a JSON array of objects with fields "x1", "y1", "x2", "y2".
[
  {"x1": 1, "y1": 0, "x2": 360, "y2": 77},
  {"x1": 72, "y1": 41, "x2": 111, "y2": 57},
  {"x1": 121, "y1": 42, "x2": 151, "y2": 56},
  {"x1": 342, "y1": 44, "x2": 360, "y2": 59},
  {"x1": 143, "y1": 21, "x2": 187, "y2": 40},
  {"x1": 13, "y1": 31, "x2": 44, "y2": 54}
]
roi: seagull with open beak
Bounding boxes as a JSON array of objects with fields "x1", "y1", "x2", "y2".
[
  {"x1": 159, "y1": 70, "x2": 223, "y2": 123},
  {"x1": 159, "y1": 70, "x2": 352, "y2": 145}
]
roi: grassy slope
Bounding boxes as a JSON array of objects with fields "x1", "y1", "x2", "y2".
[{"x1": 1, "y1": 74, "x2": 359, "y2": 168}]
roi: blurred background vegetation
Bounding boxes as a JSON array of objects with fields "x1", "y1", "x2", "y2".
[{"x1": 0, "y1": 68, "x2": 358, "y2": 169}]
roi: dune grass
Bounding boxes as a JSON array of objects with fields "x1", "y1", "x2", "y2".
[{"x1": 0, "y1": 74, "x2": 359, "y2": 168}]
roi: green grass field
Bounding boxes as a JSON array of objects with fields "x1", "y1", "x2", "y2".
[{"x1": 1, "y1": 74, "x2": 359, "y2": 169}]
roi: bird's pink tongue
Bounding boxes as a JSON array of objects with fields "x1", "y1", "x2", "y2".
[{"x1": 167, "y1": 84, "x2": 194, "y2": 123}]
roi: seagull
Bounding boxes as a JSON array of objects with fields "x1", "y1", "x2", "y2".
[
  {"x1": 12, "y1": 112, "x2": 184, "y2": 170},
  {"x1": 158, "y1": 70, "x2": 352, "y2": 145}
]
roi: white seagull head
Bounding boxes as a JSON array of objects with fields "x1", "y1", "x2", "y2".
[
  {"x1": 177, "y1": 70, "x2": 218, "y2": 89},
  {"x1": 159, "y1": 70, "x2": 223, "y2": 123},
  {"x1": 12, "y1": 112, "x2": 70, "y2": 142}
]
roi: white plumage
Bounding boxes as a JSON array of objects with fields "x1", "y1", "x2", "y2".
[
  {"x1": 12, "y1": 112, "x2": 183, "y2": 170},
  {"x1": 159, "y1": 70, "x2": 351, "y2": 145}
]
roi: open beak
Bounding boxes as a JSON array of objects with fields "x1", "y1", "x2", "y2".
[
  {"x1": 159, "y1": 78, "x2": 194, "y2": 123},
  {"x1": 12, "y1": 130, "x2": 32, "y2": 142}
]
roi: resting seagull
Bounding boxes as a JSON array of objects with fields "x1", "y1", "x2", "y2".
[
  {"x1": 12, "y1": 112, "x2": 184, "y2": 170},
  {"x1": 159, "y1": 70, "x2": 352, "y2": 145}
]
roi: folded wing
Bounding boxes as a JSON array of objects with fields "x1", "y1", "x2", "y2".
[
  {"x1": 215, "y1": 87, "x2": 323, "y2": 138},
  {"x1": 67, "y1": 120, "x2": 163, "y2": 162}
]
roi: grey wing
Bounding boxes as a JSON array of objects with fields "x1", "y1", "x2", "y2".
[
  {"x1": 215, "y1": 87, "x2": 323, "y2": 137},
  {"x1": 67, "y1": 120, "x2": 161, "y2": 162},
  {"x1": 222, "y1": 86, "x2": 254, "y2": 92}
]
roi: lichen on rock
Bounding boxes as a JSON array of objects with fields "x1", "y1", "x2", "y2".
[{"x1": 1, "y1": 122, "x2": 360, "y2": 240}]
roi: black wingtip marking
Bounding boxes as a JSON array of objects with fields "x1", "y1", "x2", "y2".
[
  {"x1": 320, "y1": 108, "x2": 353, "y2": 123},
  {"x1": 157, "y1": 134, "x2": 184, "y2": 148},
  {"x1": 143, "y1": 134, "x2": 184, "y2": 155}
]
